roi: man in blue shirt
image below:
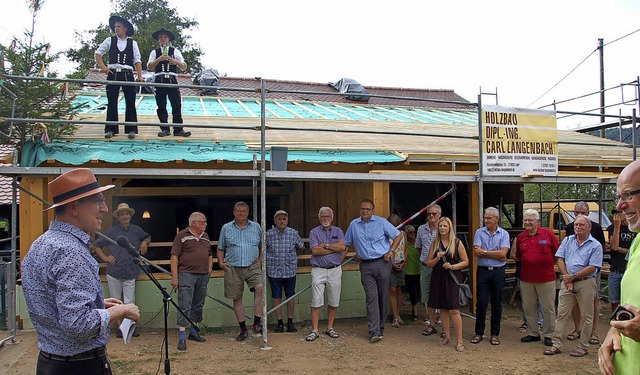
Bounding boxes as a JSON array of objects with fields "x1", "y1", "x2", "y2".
[
  {"x1": 344, "y1": 199, "x2": 402, "y2": 343},
  {"x1": 265, "y1": 210, "x2": 304, "y2": 333},
  {"x1": 22, "y1": 168, "x2": 139, "y2": 374},
  {"x1": 217, "y1": 201, "x2": 264, "y2": 342},
  {"x1": 545, "y1": 215, "x2": 602, "y2": 357},
  {"x1": 470, "y1": 207, "x2": 510, "y2": 346}
]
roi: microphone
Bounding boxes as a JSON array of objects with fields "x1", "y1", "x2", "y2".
[{"x1": 116, "y1": 235, "x2": 140, "y2": 258}]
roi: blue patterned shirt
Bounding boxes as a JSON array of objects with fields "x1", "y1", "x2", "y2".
[
  {"x1": 473, "y1": 225, "x2": 511, "y2": 267},
  {"x1": 415, "y1": 223, "x2": 438, "y2": 263},
  {"x1": 265, "y1": 227, "x2": 304, "y2": 278},
  {"x1": 556, "y1": 234, "x2": 603, "y2": 277},
  {"x1": 217, "y1": 220, "x2": 262, "y2": 267},
  {"x1": 344, "y1": 214, "x2": 401, "y2": 260},
  {"x1": 22, "y1": 221, "x2": 110, "y2": 356}
]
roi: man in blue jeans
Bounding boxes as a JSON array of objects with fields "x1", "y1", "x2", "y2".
[
  {"x1": 471, "y1": 207, "x2": 510, "y2": 346},
  {"x1": 607, "y1": 210, "x2": 636, "y2": 312}
]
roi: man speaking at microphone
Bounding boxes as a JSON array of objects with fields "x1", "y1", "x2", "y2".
[
  {"x1": 94, "y1": 203, "x2": 151, "y2": 338},
  {"x1": 22, "y1": 168, "x2": 139, "y2": 374}
]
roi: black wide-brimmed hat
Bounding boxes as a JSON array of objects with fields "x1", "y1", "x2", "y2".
[
  {"x1": 109, "y1": 15, "x2": 134, "y2": 37},
  {"x1": 152, "y1": 28, "x2": 176, "y2": 41}
]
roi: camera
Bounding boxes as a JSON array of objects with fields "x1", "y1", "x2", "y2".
[{"x1": 610, "y1": 305, "x2": 635, "y2": 321}]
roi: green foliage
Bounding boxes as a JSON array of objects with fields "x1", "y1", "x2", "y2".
[
  {"x1": 523, "y1": 183, "x2": 616, "y2": 203},
  {"x1": 66, "y1": 0, "x2": 202, "y2": 76},
  {"x1": 0, "y1": 1, "x2": 77, "y2": 152}
]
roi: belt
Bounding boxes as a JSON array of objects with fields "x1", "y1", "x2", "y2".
[
  {"x1": 318, "y1": 264, "x2": 340, "y2": 269},
  {"x1": 110, "y1": 68, "x2": 132, "y2": 73},
  {"x1": 477, "y1": 265, "x2": 505, "y2": 271},
  {"x1": 361, "y1": 256, "x2": 383, "y2": 263},
  {"x1": 41, "y1": 346, "x2": 106, "y2": 362},
  {"x1": 573, "y1": 276, "x2": 595, "y2": 282}
]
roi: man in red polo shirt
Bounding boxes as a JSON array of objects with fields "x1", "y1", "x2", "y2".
[{"x1": 513, "y1": 208, "x2": 559, "y2": 347}]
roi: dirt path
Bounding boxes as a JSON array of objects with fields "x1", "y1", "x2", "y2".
[{"x1": 1, "y1": 302, "x2": 607, "y2": 375}]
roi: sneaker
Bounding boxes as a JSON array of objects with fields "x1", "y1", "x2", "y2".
[
  {"x1": 158, "y1": 130, "x2": 171, "y2": 137},
  {"x1": 370, "y1": 331, "x2": 382, "y2": 343},
  {"x1": 188, "y1": 332, "x2": 206, "y2": 342},
  {"x1": 104, "y1": 131, "x2": 113, "y2": 139},
  {"x1": 177, "y1": 338, "x2": 187, "y2": 351},
  {"x1": 252, "y1": 324, "x2": 263, "y2": 336},
  {"x1": 128, "y1": 131, "x2": 136, "y2": 139},
  {"x1": 236, "y1": 330, "x2": 249, "y2": 342},
  {"x1": 174, "y1": 130, "x2": 191, "y2": 137},
  {"x1": 274, "y1": 322, "x2": 284, "y2": 333},
  {"x1": 287, "y1": 322, "x2": 297, "y2": 333}
]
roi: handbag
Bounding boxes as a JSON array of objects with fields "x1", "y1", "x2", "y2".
[{"x1": 442, "y1": 240, "x2": 473, "y2": 307}]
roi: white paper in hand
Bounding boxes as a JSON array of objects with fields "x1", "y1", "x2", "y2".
[{"x1": 119, "y1": 318, "x2": 136, "y2": 344}]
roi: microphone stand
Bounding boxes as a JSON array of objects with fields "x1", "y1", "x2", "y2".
[{"x1": 96, "y1": 232, "x2": 196, "y2": 375}]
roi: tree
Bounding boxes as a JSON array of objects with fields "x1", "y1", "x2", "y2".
[
  {"x1": 0, "y1": 0, "x2": 77, "y2": 151},
  {"x1": 66, "y1": 0, "x2": 202, "y2": 78}
]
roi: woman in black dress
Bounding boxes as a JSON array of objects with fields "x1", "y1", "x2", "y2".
[{"x1": 426, "y1": 217, "x2": 469, "y2": 352}]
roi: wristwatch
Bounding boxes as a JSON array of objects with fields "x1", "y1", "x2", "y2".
[
  {"x1": 483, "y1": 250, "x2": 488, "y2": 256},
  {"x1": 325, "y1": 243, "x2": 330, "y2": 249}
]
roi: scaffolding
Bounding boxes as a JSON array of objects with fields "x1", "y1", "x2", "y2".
[{"x1": 0, "y1": 73, "x2": 637, "y2": 350}]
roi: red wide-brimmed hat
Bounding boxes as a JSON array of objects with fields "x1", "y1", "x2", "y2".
[{"x1": 46, "y1": 168, "x2": 114, "y2": 210}]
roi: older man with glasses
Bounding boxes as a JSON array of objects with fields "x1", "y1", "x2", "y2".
[
  {"x1": 544, "y1": 215, "x2": 602, "y2": 358},
  {"x1": 599, "y1": 160, "x2": 640, "y2": 374},
  {"x1": 345, "y1": 199, "x2": 402, "y2": 343}
]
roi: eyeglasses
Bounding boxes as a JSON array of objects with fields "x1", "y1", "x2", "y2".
[
  {"x1": 426, "y1": 212, "x2": 439, "y2": 216},
  {"x1": 319, "y1": 215, "x2": 333, "y2": 219},
  {"x1": 82, "y1": 195, "x2": 106, "y2": 206},
  {"x1": 614, "y1": 188, "x2": 640, "y2": 204},
  {"x1": 360, "y1": 207, "x2": 373, "y2": 211},
  {"x1": 195, "y1": 220, "x2": 207, "y2": 224}
]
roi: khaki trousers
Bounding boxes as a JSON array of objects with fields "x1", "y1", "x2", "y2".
[
  {"x1": 520, "y1": 280, "x2": 556, "y2": 338},
  {"x1": 552, "y1": 278, "x2": 597, "y2": 350}
]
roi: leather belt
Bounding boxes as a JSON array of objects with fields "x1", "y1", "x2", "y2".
[
  {"x1": 360, "y1": 256, "x2": 383, "y2": 263},
  {"x1": 41, "y1": 346, "x2": 106, "y2": 362},
  {"x1": 477, "y1": 265, "x2": 505, "y2": 271},
  {"x1": 573, "y1": 276, "x2": 595, "y2": 282},
  {"x1": 110, "y1": 68, "x2": 132, "y2": 73},
  {"x1": 319, "y1": 264, "x2": 340, "y2": 269}
]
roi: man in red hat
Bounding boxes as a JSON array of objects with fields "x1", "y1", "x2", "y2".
[
  {"x1": 22, "y1": 168, "x2": 140, "y2": 374},
  {"x1": 147, "y1": 27, "x2": 191, "y2": 137},
  {"x1": 95, "y1": 15, "x2": 144, "y2": 139}
]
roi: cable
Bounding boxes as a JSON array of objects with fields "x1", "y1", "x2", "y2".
[
  {"x1": 530, "y1": 27, "x2": 640, "y2": 108},
  {"x1": 528, "y1": 49, "x2": 597, "y2": 108}
]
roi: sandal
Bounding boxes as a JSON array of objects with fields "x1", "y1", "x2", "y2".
[
  {"x1": 589, "y1": 334, "x2": 600, "y2": 345},
  {"x1": 470, "y1": 335, "x2": 483, "y2": 344},
  {"x1": 424, "y1": 318, "x2": 431, "y2": 326},
  {"x1": 306, "y1": 330, "x2": 319, "y2": 342},
  {"x1": 397, "y1": 317, "x2": 404, "y2": 325},
  {"x1": 570, "y1": 348, "x2": 588, "y2": 357},
  {"x1": 325, "y1": 328, "x2": 339, "y2": 338},
  {"x1": 455, "y1": 342, "x2": 466, "y2": 352},
  {"x1": 544, "y1": 346, "x2": 561, "y2": 355},
  {"x1": 392, "y1": 319, "x2": 400, "y2": 328},
  {"x1": 518, "y1": 323, "x2": 528, "y2": 332},
  {"x1": 567, "y1": 331, "x2": 581, "y2": 341},
  {"x1": 422, "y1": 325, "x2": 437, "y2": 336},
  {"x1": 438, "y1": 337, "x2": 450, "y2": 346},
  {"x1": 490, "y1": 336, "x2": 500, "y2": 345}
]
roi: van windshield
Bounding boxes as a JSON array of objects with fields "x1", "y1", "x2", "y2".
[{"x1": 566, "y1": 211, "x2": 612, "y2": 228}]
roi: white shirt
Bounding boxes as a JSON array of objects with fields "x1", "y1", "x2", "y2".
[
  {"x1": 95, "y1": 36, "x2": 142, "y2": 70},
  {"x1": 147, "y1": 46, "x2": 185, "y2": 78}
]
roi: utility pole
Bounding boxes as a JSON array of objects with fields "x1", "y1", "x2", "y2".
[{"x1": 598, "y1": 38, "x2": 605, "y2": 137}]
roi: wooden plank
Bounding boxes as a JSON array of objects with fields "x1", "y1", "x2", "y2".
[{"x1": 19, "y1": 177, "x2": 48, "y2": 260}]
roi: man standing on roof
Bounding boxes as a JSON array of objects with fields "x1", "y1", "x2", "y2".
[
  {"x1": 21, "y1": 168, "x2": 139, "y2": 374},
  {"x1": 147, "y1": 28, "x2": 191, "y2": 138},
  {"x1": 95, "y1": 15, "x2": 144, "y2": 140},
  {"x1": 93, "y1": 202, "x2": 151, "y2": 338},
  {"x1": 265, "y1": 210, "x2": 305, "y2": 333},
  {"x1": 564, "y1": 201, "x2": 606, "y2": 346}
]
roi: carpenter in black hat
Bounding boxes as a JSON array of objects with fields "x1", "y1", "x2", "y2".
[
  {"x1": 109, "y1": 15, "x2": 134, "y2": 37},
  {"x1": 152, "y1": 28, "x2": 176, "y2": 41}
]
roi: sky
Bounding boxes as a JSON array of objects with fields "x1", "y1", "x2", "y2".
[{"x1": 2, "y1": 0, "x2": 640, "y2": 130}]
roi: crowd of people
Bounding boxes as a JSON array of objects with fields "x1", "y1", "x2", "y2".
[{"x1": 19, "y1": 159, "x2": 640, "y2": 373}]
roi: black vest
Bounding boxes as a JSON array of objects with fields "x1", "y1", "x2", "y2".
[
  {"x1": 154, "y1": 47, "x2": 177, "y2": 74},
  {"x1": 108, "y1": 36, "x2": 134, "y2": 66}
]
